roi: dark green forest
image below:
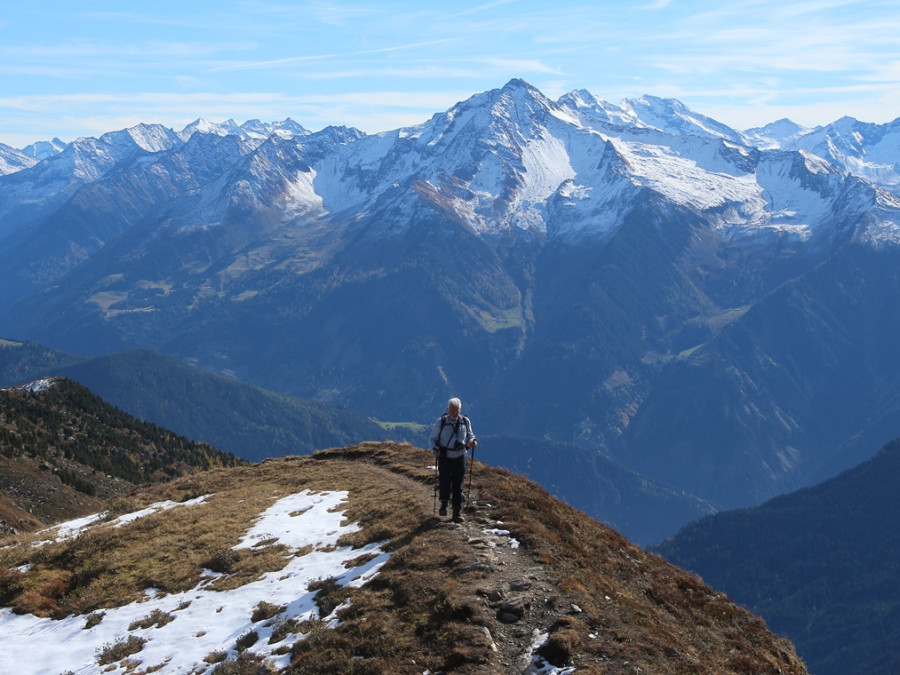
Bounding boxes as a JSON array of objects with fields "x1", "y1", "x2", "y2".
[
  {"x1": 652, "y1": 439, "x2": 900, "y2": 675},
  {"x1": 1, "y1": 378, "x2": 245, "y2": 491}
]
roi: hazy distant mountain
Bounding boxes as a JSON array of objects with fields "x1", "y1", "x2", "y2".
[
  {"x1": 2, "y1": 79, "x2": 900, "y2": 532},
  {"x1": 20, "y1": 136, "x2": 68, "y2": 160},
  {"x1": 652, "y1": 438, "x2": 900, "y2": 675},
  {"x1": 0, "y1": 142, "x2": 38, "y2": 176},
  {"x1": 484, "y1": 435, "x2": 715, "y2": 546},
  {"x1": 0, "y1": 340, "x2": 390, "y2": 461},
  {"x1": 0, "y1": 338, "x2": 706, "y2": 545}
]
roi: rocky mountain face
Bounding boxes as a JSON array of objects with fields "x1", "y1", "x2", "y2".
[
  {"x1": 1, "y1": 79, "x2": 899, "y2": 523},
  {"x1": 0, "y1": 442, "x2": 807, "y2": 674}
]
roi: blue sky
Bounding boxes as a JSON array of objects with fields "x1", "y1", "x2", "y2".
[{"x1": 2, "y1": 0, "x2": 899, "y2": 147}]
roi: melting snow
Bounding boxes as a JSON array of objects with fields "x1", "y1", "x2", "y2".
[
  {"x1": 1, "y1": 378, "x2": 57, "y2": 394},
  {"x1": 31, "y1": 496, "x2": 212, "y2": 546},
  {"x1": 0, "y1": 490, "x2": 389, "y2": 675}
]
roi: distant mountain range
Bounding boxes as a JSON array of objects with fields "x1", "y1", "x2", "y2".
[
  {"x1": 0, "y1": 340, "x2": 390, "y2": 462},
  {"x1": 2, "y1": 79, "x2": 900, "y2": 534},
  {"x1": 653, "y1": 438, "x2": 900, "y2": 675}
]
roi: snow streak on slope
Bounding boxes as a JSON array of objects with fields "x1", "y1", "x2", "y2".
[
  {"x1": 0, "y1": 491, "x2": 389, "y2": 675},
  {"x1": 610, "y1": 137, "x2": 761, "y2": 213},
  {"x1": 33, "y1": 496, "x2": 211, "y2": 544}
]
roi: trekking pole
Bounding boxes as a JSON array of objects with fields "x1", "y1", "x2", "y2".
[
  {"x1": 433, "y1": 457, "x2": 438, "y2": 514},
  {"x1": 466, "y1": 444, "x2": 476, "y2": 505}
]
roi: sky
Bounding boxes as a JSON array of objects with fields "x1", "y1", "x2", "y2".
[{"x1": 1, "y1": 0, "x2": 900, "y2": 148}]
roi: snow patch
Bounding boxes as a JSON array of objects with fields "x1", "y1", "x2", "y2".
[
  {"x1": 35, "y1": 495, "x2": 212, "y2": 545},
  {"x1": 1, "y1": 378, "x2": 58, "y2": 394},
  {"x1": 524, "y1": 629, "x2": 577, "y2": 674},
  {"x1": 0, "y1": 490, "x2": 389, "y2": 675}
]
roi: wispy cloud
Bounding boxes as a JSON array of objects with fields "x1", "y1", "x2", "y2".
[
  {"x1": 1, "y1": 0, "x2": 899, "y2": 145},
  {"x1": 208, "y1": 39, "x2": 455, "y2": 73}
]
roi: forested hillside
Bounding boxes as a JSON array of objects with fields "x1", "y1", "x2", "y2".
[
  {"x1": 652, "y1": 439, "x2": 900, "y2": 674},
  {"x1": 0, "y1": 377, "x2": 244, "y2": 533}
]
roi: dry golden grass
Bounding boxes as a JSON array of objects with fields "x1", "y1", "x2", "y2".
[{"x1": 0, "y1": 442, "x2": 808, "y2": 673}]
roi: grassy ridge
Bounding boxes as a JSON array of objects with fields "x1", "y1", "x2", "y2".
[
  {"x1": 0, "y1": 442, "x2": 807, "y2": 673},
  {"x1": 0, "y1": 377, "x2": 245, "y2": 533}
]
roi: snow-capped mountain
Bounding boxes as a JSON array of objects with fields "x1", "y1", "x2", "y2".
[
  {"x1": 177, "y1": 117, "x2": 310, "y2": 142},
  {"x1": 0, "y1": 142, "x2": 38, "y2": 176},
  {"x1": 4, "y1": 79, "x2": 898, "y2": 247},
  {"x1": 790, "y1": 116, "x2": 900, "y2": 195},
  {"x1": 20, "y1": 136, "x2": 68, "y2": 160},
  {"x1": 2, "y1": 79, "x2": 900, "y2": 518},
  {"x1": 743, "y1": 118, "x2": 813, "y2": 150}
]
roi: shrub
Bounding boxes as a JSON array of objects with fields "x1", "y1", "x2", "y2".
[
  {"x1": 251, "y1": 601, "x2": 285, "y2": 623},
  {"x1": 97, "y1": 635, "x2": 147, "y2": 665},
  {"x1": 128, "y1": 608, "x2": 175, "y2": 630},
  {"x1": 212, "y1": 652, "x2": 274, "y2": 674},
  {"x1": 235, "y1": 630, "x2": 259, "y2": 652},
  {"x1": 308, "y1": 576, "x2": 344, "y2": 617},
  {"x1": 84, "y1": 611, "x2": 105, "y2": 629},
  {"x1": 204, "y1": 547, "x2": 239, "y2": 574},
  {"x1": 268, "y1": 615, "x2": 302, "y2": 644}
]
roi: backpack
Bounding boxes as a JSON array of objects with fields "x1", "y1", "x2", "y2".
[{"x1": 438, "y1": 413, "x2": 471, "y2": 451}]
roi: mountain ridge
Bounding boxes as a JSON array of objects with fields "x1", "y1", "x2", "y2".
[
  {"x1": 0, "y1": 442, "x2": 807, "y2": 674},
  {"x1": 0, "y1": 376, "x2": 245, "y2": 535}
]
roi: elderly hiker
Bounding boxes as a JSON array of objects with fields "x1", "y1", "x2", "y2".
[{"x1": 430, "y1": 397, "x2": 477, "y2": 523}]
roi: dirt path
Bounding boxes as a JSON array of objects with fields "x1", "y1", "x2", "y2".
[{"x1": 358, "y1": 452, "x2": 579, "y2": 673}]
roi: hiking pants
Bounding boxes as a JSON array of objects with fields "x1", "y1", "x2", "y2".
[{"x1": 438, "y1": 455, "x2": 466, "y2": 512}]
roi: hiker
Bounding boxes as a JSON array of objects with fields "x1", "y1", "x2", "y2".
[{"x1": 430, "y1": 397, "x2": 477, "y2": 522}]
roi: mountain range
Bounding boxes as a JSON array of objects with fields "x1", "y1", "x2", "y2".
[{"x1": 2, "y1": 78, "x2": 900, "y2": 532}]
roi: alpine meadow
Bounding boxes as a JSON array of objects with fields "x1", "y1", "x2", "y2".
[{"x1": 3, "y1": 78, "x2": 900, "y2": 673}]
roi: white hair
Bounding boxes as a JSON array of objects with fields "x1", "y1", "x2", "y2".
[{"x1": 448, "y1": 397, "x2": 462, "y2": 410}]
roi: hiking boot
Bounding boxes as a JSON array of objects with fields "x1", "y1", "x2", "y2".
[
  {"x1": 439, "y1": 502, "x2": 448, "y2": 516},
  {"x1": 452, "y1": 510, "x2": 464, "y2": 523}
]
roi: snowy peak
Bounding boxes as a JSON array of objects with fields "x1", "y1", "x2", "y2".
[
  {"x1": 178, "y1": 117, "x2": 245, "y2": 140},
  {"x1": 0, "y1": 142, "x2": 38, "y2": 176},
  {"x1": 426, "y1": 78, "x2": 566, "y2": 145},
  {"x1": 178, "y1": 118, "x2": 310, "y2": 143},
  {"x1": 556, "y1": 89, "x2": 638, "y2": 127},
  {"x1": 791, "y1": 116, "x2": 900, "y2": 190},
  {"x1": 114, "y1": 123, "x2": 181, "y2": 153},
  {"x1": 744, "y1": 118, "x2": 812, "y2": 149},
  {"x1": 620, "y1": 95, "x2": 748, "y2": 143},
  {"x1": 4, "y1": 79, "x2": 900, "y2": 250},
  {"x1": 20, "y1": 137, "x2": 68, "y2": 160}
]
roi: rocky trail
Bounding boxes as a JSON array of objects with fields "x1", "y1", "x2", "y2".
[{"x1": 355, "y1": 450, "x2": 582, "y2": 674}]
